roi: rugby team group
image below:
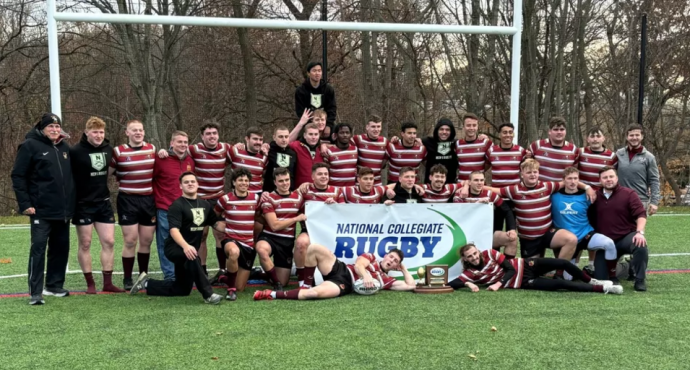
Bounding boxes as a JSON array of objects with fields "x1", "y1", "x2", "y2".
[{"x1": 11, "y1": 61, "x2": 658, "y2": 305}]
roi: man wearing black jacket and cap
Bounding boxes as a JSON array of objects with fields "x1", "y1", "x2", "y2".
[
  {"x1": 295, "y1": 61, "x2": 337, "y2": 134},
  {"x1": 422, "y1": 118, "x2": 458, "y2": 184},
  {"x1": 12, "y1": 113, "x2": 75, "y2": 305}
]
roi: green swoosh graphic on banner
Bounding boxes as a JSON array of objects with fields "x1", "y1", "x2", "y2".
[{"x1": 406, "y1": 208, "x2": 467, "y2": 277}]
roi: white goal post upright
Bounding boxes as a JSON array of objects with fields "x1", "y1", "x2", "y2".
[{"x1": 46, "y1": 0, "x2": 523, "y2": 142}]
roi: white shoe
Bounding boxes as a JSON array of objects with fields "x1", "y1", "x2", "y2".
[
  {"x1": 604, "y1": 284, "x2": 623, "y2": 295},
  {"x1": 589, "y1": 278, "x2": 611, "y2": 286},
  {"x1": 204, "y1": 293, "x2": 223, "y2": 305}
]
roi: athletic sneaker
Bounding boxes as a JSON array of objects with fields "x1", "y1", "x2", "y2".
[
  {"x1": 29, "y1": 295, "x2": 45, "y2": 305},
  {"x1": 225, "y1": 288, "x2": 237, "y2": 301},
  {"x1": 588, "y1": 278, "x2": 611, "y2": 286},
  {"x1": 129, "y1": 272, "x2": 149, "y2": 295},
  {"x1": 253, "y1": 289, "x2": 274, "y2": 301},
  {"x1": 204, "y1": 293, "x2": 223, "y2": 305},
  {"x1": 582, "y1": 265, "x2": 595, "y2": 277},
  {"x1": 123, "y1": 278, "x2": 134, "y2": 291},
  {"x1": 209, "y1": 269, "x2": 226, "y2": 285},
  {"x1": 604, "y1": 284, "x2": 623, "y2": 295},
  {"x1": 273, "y1": 282, "x2": 284, "y2": 292},
  {"x1": 43, "y1": 288, "x2": 69, "y2": 297},
  {"x1": 634, "y1": 279, "x2": 647, "y2": 292}
]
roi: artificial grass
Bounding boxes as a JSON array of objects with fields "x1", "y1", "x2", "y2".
[{"x1": 0, "y1": 215, "x2": 689, "y2": 369}]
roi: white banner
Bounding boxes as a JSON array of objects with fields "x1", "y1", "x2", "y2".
[{"x1": 305, "y1": 203, "x2": 493, "y2": 280}]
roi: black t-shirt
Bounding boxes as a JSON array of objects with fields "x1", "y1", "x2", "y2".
[{"x1": 165, "y1": 197, "x2": 219, "y2": 255}]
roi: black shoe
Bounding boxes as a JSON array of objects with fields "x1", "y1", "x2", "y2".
[
  {"x1": 610, "y1": 277, "x2": 621, "y2": 286},
  {"x1": 209, "y1": 269, "x2": 226, "y2": 285},
  {"x1": 225, "y1": 288, "x2": 237, "y2": 301},
  {"x1": 626, "y1": 274, "x2": 636, "y2": 282},
  {"x1": 248, "y1": 267, "x2": 265, "y2": 281},
  {"x1": 634, "y1": 279, "x2": 647, "y2": 292},
  {"x1": 273, "y1": 282, "x2": 284, "y2": 292},
  {"x1": 29, "y1": 295, "x2": 45, "y2": 305},
  {"x1": 582, "y1": 266, "x2": 595, "y2": 277},
  {"x1": 123, "y1": 278, "x2": 134, "y2": 291},
  {"x1": 43, "y1": 288, "x2": 69, "y2": 297}
]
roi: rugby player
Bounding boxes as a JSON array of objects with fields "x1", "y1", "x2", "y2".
[
  {"x1": 455, "y1": 113, "x2": 492, "y2": 181},
  {"x1": 110, "y1": 120, "x2": 156, "y2": 290},
  {"x1": 70, "y1": 117, "x2": 124, "y2": 293},
  {"x1": 529, "y1": 117, "x2": 580, "y2": 182},
  {"x1": 130, "y1": 172, "x2": 225, "y2": 304},
  {"x1": 253, "y1": 244, "x2": 415, "y2": 300},
  {"x1": 351, "y1": 115, "x2": 388, "y2": 186},
  {"x1": 342, "y1": 167, "x2": 388, "y2": 204},
  {"x1": 386, "y1": 122, "x2": 426, "y2": 184},
  {"x1": 214, "y1": 168, "x2": 260, "y2": 300},
  {"x1": 323, "y1": 123, "x2": 358, "y2": 187},
  {"x1": 448, "y1": 244, "x2": 622, "y2": 294}
]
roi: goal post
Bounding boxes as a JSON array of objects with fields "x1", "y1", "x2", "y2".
[{"x1": 46, "y1": 0, "x2": 523, "y2": 141}]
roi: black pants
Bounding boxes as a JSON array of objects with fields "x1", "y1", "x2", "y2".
[
  {"x1": 521, "y1": 258, "x2": 594, "y2": 292},
  {"x1": 593, "y1": 231, "x2": 648, "y2": 281},
  {"x1": 146, "y1": 255, "x2": 213, "y2": 299},
  {"x1": 29, "y1": 218, "x2": 70, "y2": 296}
]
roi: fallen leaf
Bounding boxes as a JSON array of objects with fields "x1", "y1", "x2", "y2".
[
  {"x1": 211, "y1": 357, "x2": 219, "y2": 360},
  {"x1": 215, "y1": 332, "x2": 223, "y2": 336},
  {"x1": 491, "y1": 326, "x2": 497, "y2": 332},
  {"x1": 468, "y1": 354, "x2": 477, "y2": 360},
  {"x1": 0, "y1": 258, "x2": 12, "y2": 264}
]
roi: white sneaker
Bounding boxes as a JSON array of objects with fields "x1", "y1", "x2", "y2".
[
  {"x1": 589, "y1": 278, "x2": 612, "y2": 286},
  {"x1": 604, "y1": 284, "x2": 623, "y2": 295},
  {"x1": 204, "y1": 293, "x2": 223, "y2": 305}
]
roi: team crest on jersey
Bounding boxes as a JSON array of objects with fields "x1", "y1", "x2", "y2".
[
  {"x1": 310, "y1": 93, "x2": 322, "y2": 108},
  {"x1": 543, "y1": 152, "x2": 548, "y2": 157},
  {"x1": 528, "y1": 260, "x2": 534, "y2": 267},
  {"x1": 63, "y1": 152, "x2": 68, "y2": 159},
  {"x1": 191, "y1": 208, "x2": 205, "y2": 226},
  {"x1": 89, "y1": 153, "x2": 106, "y2": 171},
  {"x1": 437, "y1": 142, "x2": 451, "y2": 155},
  {"x1": 277, "y1": 153, "x2": 290, "y2": 167}
]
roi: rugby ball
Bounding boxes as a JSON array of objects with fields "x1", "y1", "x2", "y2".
[{"x1": 353, "y1": 278, "x2": 382, "y2": 295}]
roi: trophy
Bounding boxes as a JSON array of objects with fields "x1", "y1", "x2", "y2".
[{"x1": 414, "y1": 264, "x2": 454, "y2": 294}]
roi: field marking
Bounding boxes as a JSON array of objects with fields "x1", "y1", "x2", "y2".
[{"x1": 1, "y1": 253, "x2": 689, "y2": 280}]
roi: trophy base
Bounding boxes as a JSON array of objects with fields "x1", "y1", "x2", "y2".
[{"x1": 414, "y1": 286, "x2": 454, "y2": 294}]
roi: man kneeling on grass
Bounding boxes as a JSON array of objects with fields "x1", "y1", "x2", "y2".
[
  {"x1": 130, "y1": 172, "x2": 226, "y2": 304},
  {"x1": 254, "y1": 244, "x2": 416, "y2": 300},
  {"x1": 449, "y1": 244, "x2": 623, "y2": 295}
]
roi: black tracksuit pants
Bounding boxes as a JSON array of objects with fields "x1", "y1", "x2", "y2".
[
  {"x1": 29, "y1": 218, "x2": 70, "y2": 296},
  {"x1": 146, "y1": 252, "x2": 213, "y2": 299},
  {"x1": 521, "y1": 258, "x2": 595, "y2": 292}
]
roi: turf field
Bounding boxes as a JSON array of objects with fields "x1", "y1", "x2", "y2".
[{"x1": 1, "y1": 214, "x2": 689, "y2": 369}]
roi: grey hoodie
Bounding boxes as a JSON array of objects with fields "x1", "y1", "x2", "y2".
[{"x1": 615, "y1": 146, "x2": 660, "y2": 205}]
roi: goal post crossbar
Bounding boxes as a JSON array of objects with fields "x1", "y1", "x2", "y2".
[{"x1": 47, "y1": 0, "x2": 523, "y2": 141}]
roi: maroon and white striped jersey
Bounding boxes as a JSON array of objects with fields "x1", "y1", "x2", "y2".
[
  {"x1": 456, "y1": 138, "x2": 492, "y2": 181},
  {"x1": 500, "y1": 181, "x2": 561, "y2": 239},
  {"x1": 229, "y1": 145, "x2": 267, "y2": 194},
  {"x1": 214, "y1": 192, "x2": 259, "y2": 248},
  {"x1": 453, "y1": 188, "x2": 503, "y2": 206},
  {"x1": 346, "y1": 253, "x2": 396, "y2": 290},
  {"x1": 577, "y1": 147, "x2": 617, "y2": 189},
  {"x1": 529, "y1": 139, "x2": 580, "y2": 182},
  {"x1": 302, "y1": 184, "x2": 345, "y2": 204},
  {"x1": 110, "y1": 142, "x2": 156, "y2": 195},
  {"x1": 260, "y1": 191, "x2": 303, "y2": 239},
  {"x1": 457, "y1": 249, "x2": 524, "y2": 289},
  {"x1": 351, "y1": 134, "x2": 388, "y2": 186},
  {"x1": 386, "y1": 141, "x2": 427, "y2": 183},
  {"x1": 188, "y1": 143, "x2": 231, "y2": 199},
  {"x1": 342, "y1": 185, "x2": 387, "y2": 204},
  {"x1": 323, "y1": 144, "x2": 358, "y2": 187},
  {"x1": 421, "y1": 183, "x2": 459, "y2": 203},
  {"x1": 485, "y1": 144, "x2": 527, "y2": 187}
]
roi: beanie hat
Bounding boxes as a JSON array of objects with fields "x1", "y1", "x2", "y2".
[{"x1": 38, "y1": 113, "x2": 61, "y2": 130}]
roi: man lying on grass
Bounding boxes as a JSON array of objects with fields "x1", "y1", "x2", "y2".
[
  {"x1": 130, "y1": 172, "x2": 226, "y2": 304},
  {"x1": 254, "y1": 244, "x2": 416, "y2": 300},
  {"x1": 449, "y1": 244, "x2": 623, "y2": 295}
]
